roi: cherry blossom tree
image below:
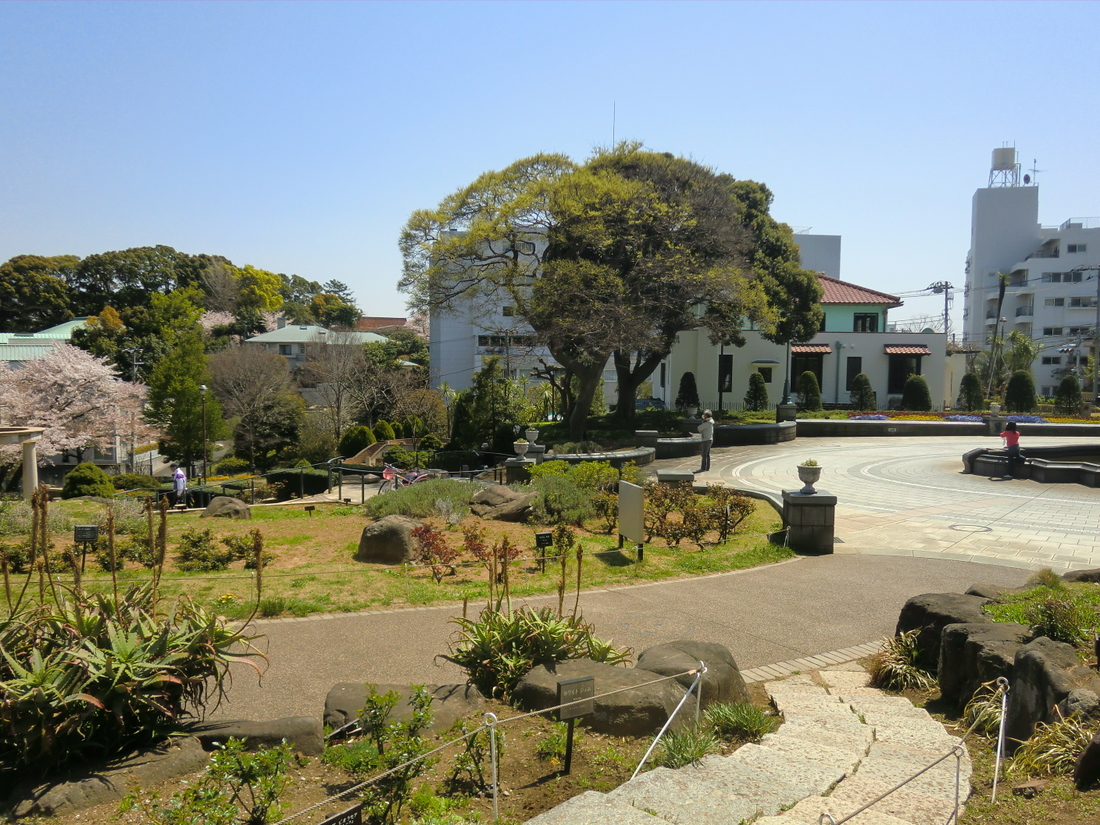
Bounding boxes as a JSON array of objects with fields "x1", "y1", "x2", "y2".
[{"x1": 0, "y1": 344, "x2": 149, "y2": 467}]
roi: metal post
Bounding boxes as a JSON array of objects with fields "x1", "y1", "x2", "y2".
[
  {"x1": 484, "y1": 712, "x2": 500, "y2": 822},
  {"x1": 717, "y1": 342, "x2": 725, "y2": 412},
  {"x1": 781, "y1": 340, "x2": 792, "y2": 404},
  {"x1": 199, "y1": 385, "x2": 208, "y2": 486}
]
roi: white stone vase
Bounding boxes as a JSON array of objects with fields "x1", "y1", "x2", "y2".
[
  {"x1": 797, "y1": 464, "x2": 822, "y2": 494},
  {"x1": 525, "y1": 428, "x2": 539, "y2": 444},
  {"x1": 513, "y1": 441, "x2": 530, "y2": 457}
]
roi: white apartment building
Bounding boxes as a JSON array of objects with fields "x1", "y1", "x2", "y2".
[{"x1": 962, "y1": 147, "x2": 1100, "y2": 397}]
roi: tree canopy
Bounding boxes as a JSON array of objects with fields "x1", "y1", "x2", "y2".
[
  {"x1": 0, "y1": 255, "x2": 77, "y2": 332},
  {"x1": 400, "y1": 145, "x2": 821, "y2": 437}
]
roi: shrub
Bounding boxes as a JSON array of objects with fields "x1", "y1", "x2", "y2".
[
  {"x1": 362, "y1": 478, "x2": 471, "y2": 520},
  {"x1": 850, "y1": 372, "x2": 877, "y2": 410},
  {"x1": 446, "y1": 606, "x2": 631, "y2": 699},
  {"x1": 419, "y1": 432, "x2": 444, "y2": 451},
  {"x1": 264, "y1": 467, "x2": 330, "y2": 500},
  {"x1": 214, "y1": 456, "x2": 251, "y2": 475},
  {"x1": 1005, "y1": 369, "x2": 1037, "y2": 413},
  {"x1": 1025, "y1": 595, "x2": 1097, "y2": 645},
  {"x1": 412, "y1": 524, "x2": 457, "y2": 582},
  {"x1": 373, "y1": 420, "x2": 396, "y2": 442},
  {"x1": 868, "y1": 629, "x2": 935, "y2": 691},
  {"x1": 958, "y1": 372, "x2": 985, "y2": 411},
  {"x1": 796, "y1": 371, "x2": 822, "y2": 411},
  {"x1": 338, "y1": 425, "x2": 376, "y2": 458},
  {"x1": 1009, "y1": 708, "x2": 1095, "y2": 778},
  {"x1": 390, "y1": 420, "x2": 405, "y2": 439},
  {"x1": 743, "y1": 371, "x2": 770, "y2": 412},
  {"x1": 527, "y1": 475, "x2": 594, "y2": 526},
  {"x1": 900, "y1": 374, "x2": 933, "y2": 412},
  {"x1": 675, "y1": 371, "x2": 700, "y2": 410},
  {"x1": 61, "y1": 462, "x2": 115, "y2": 499},
  {"x1": 653, "y1": 728, "x2": 719, "y2": 769},
  {"x1": 177, "y1": 527, "x2": 236, "y2": 571},
  {"x1": 1054, "y1": 374, "x2": 1083, "y2": 416},
  {"x1": 704, "y1": 701, "x2": 777, "y2": 743},
  {"x1": 111, "y1": 473, "x2": 161, "y2": 491}
]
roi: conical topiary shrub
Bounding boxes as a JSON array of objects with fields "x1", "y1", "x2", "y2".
[
  {"x1": 849, "y1": 373, "x2": 876, "y2": 410},
  {"x1": 796, "y1": 370, "x2": 822, "y2": 411},
  {"x1": 1005, "y1": 370, "x2": 1037, "y2": 413},
  {"x1": 901, "y1": 374, "x2": 933, "y2": 412},
  {"x1": 1054, "y1": 374, "x2": 1083, "y2": 416},
  {"x1": 743, "y1": 371, "x2": 770, "y2": 412},
  {"x1": 958, "y1": 372, "x2": 984, "y2": 412},
  {"x1": 675, "y1": 372, "x2": 700, "y2": 411}
]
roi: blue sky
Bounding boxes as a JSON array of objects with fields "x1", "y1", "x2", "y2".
[{"x1": 3, "y1": 1, "x2": 1098, "y2": 335}]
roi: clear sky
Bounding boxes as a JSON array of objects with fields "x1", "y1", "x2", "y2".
[{"x1": 3, "y1": 1, "x2": 1098, "y2": 336}]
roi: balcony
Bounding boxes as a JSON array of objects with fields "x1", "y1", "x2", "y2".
[{"x1": 1015, "y1": 306, "x2": 1034, "y2": 317}]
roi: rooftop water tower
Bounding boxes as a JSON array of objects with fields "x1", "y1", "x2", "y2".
[{"x1": 989, "y1": 146, "x2": 1020, "y2": 187}]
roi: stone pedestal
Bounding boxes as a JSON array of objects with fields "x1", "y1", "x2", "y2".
[
  {"x1": 635, "y1": 430, "x2": 659, "y2": 450},
  {"x1": 504, "y1": 457, "x2": 535, "y2": 484},
  {"x1": 527, "y1": 444, "x2": 547, "y2": 464},
  {"x1": 782, "y1": 489, "x2": 836, "y2": 554},
  {"x1": 776, "y1": 403, "x2": 797, "y2": 423},
  {"x1": 986, "y1": 416, "x2": 1005, "y2": 436},
  {"x1": 22, "y1": 437, "x2": 40, "y2": 500}
]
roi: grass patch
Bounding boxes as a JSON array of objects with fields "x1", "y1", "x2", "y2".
[{"x1": 983, "y1": 581, "x2": 1100, "y2": 645}]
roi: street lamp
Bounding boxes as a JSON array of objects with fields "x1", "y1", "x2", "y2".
[{"x1": 199, "y1": 384, "x2": 208, "y2": 487}]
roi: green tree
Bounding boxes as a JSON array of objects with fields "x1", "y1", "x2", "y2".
[
  {"x1": 744, "y1": 370, "x2": 770, "y2": 412},
  {"x1": 234, "y1": 264, "x2": 284, "y2": 313},
  {"x1": 796, "y1": 370, "x2": 822, "y2": 411},
  {"x1": 0, "y1": 255, "x2": 77, "y2": 332},
  {"x1": 849, "y1": 372, "x2": 876, "y2": 410},
  {"x1": 1004, "y1": 369, "x2": 1037, "y2": 413},
  {"x1": 145, "y1": 330, "x2": 226, "y2": 471},
  {"x1": 400, "y1": 146, "x2": 821, "y2": 438},
  {"x1": 901, "y1": 374, "x2": 933, "y2": 411},
  {"x1": 339, "y1": 425, "x2": 377, "y2": 458},
  {"x1": 446, "y1": 357, "x2": 525, "y2": 449},
  {"x1": 61, "y1": 462, "x2": 115, "y2": 499},
  {"x1": 957, "y1": 372, "x2": 984, "y2": 412},
  {"x1": 65, "y1": 245, "x2": 205, "y2": 317},
  {"x1": 1054, "y1": 374, "x2": 1083, "y2": 416},
  {"x1": 675, "y1": 372, "x2": 700, "y2": 411},
  {"x1": 309, "y1": 293, "x2": 359, "y2": 329},
  {"x1": 373, "y1": 420, "x2": 396, "y2": 442}
]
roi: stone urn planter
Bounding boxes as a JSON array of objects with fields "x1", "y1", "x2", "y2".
[
  {"x1": 513, "y1": 440, "x2": 530, "y2": 457},
  {"x1": 797, "y1": 461, "x2": 822, "y2": 494},
  {"x1": 525, "y1": 428, "x2": 539, "y2": 444}
]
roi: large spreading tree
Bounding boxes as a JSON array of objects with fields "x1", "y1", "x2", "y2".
[{"x1": 400, "y1": 145, "x2": 822, "y2": 437}]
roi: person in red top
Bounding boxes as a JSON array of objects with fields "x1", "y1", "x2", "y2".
[{"x1": 1000, "y1": 420, "x2": 1021, "y2": 479}]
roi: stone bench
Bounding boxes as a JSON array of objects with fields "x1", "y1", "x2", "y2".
[{"x1": 656, "y1": 470, "x2": 696, "y2": 485}]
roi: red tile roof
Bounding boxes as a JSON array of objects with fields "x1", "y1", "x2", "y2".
[
  {"x1": 791, "y1": 344, "x2": 833, "y2": 354},
  {"x1": 884, "y1": 345, "x2": 932, "y2": 355},
  {"x1": 817, "y1": 275, "x2": 902, "y2": 307}
]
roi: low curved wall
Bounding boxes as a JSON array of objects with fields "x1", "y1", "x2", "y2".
[
  {"x1": 963, "y1": 444, "x2": 1100, "y2": 486},
  {"x1": 714, "y1": 422, "x2": 797, "y2": 445},
  {"x1": 543, "y1": 447, "x2": 656, "y2": 468},
  {"x1": 800, "y1": 418, "x2": 1099, "y2": 438}
]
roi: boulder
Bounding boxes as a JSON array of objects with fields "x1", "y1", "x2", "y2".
[
  {"x1": 635, "y1": 640, "x2": 750, "y2": 707},
  {"x1": 937, "y1": 622, "x2": 1029, "y2": 709},
  {"x1": 323, "y1": 683, "x2": 486, "y2": 735},
  {"x1": 200, "y1": 495, "x2": 252, "y2": 519},
  {"x1": 10, "y1": 737, "x2": 209, "y2": 818},
  {"x1": 514, "y1": 659, "x2": 683, "y2": 737},
  {"x1": 470, "y1": 486, "x2": 535, "y2": 522},
  {"x1": 355, "y1": 515, "x2": 421, "y2": 563},
  {"x1": 1074, "y1": 731, "x2": 1100, "y2": 789},
  {"x1": 895, "y1": 593, "x2": 992, "y2": 671},
  {"x1": 190, "y1": 716, "x2": 324, "y2": 756},
  {"x1": 1005, "y1": 637, "x2": 1100, "y2": 752},
  {"x1": 965, "y1": 583, "x2": 1021, "y2": 600},
  {"x1": 1063, "y1": 568, "x2": 1100, "y2": 584}
]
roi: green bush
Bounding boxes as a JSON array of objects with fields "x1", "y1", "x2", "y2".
[
  {"x1": 1005, "y1": 369, "x2": 1037, "y2": 413},
  {"x1": 362, "y1": 478, "x2": 472, "y2": 520},
  {"x1": 958, "y1": 372, "x2": 985, "y2": 411},
  {"x1": 704, "y1": 701, "x2": 776, "y2": 743},
  {"x1": 373, "y1": 420, "x2": 396, "y2": 442},
  {"x1": 868, "y1": 629, "x2": 935, "y2": 691},
  {"x1": 419, "y1": 432, "x2": 444, "y2": 451},
  {"x1": 900, "y1": 374, "x2": 933, "y2": 412},
  {"x1": 653, "y1": 728, "x2": 719, "y2": 769},
  {"x1": 390, "y1": 420, "x2": 405, "y2": 439},
  {"x1": 675, "y1": 371, "x2": 700, "y2": 410},
  {"x1": 61, "y1": 462, "x2": 116, "y2": 499},
  {"x1": 214, "y1": 456, "x2": 251, "y2": 475},
  {"x1": 176, "y1": 527, "x2": 237, "y2": 571},
  {"x1": 849, "y1": 372, "x2": 877, "y2": 410},
  {"x1": 796, "y1": 371, "x2": 822, "y2": 411},
  {"x1": 1054, "y1": 374, "x2": 1083, "y2": 416},
  {"x1": 527, "y1": 475, "x2": 595, "y2": 526},
  {"x1": 338, "y1": 425, "x2": 377, "y2": 458},
  {"x1": 264, "y1": 467, "x2": 330, "y2": 500},
  {"x1": 111, "y1": 473, "x2": 161, "y2": 491},
  {"x1": 743, "y1": 371, "x2": 770, "y2": 412}
]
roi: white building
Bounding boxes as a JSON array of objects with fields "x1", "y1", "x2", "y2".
[{"x1": 962, "y1": 147, "x2": 1100, "y2": 397}]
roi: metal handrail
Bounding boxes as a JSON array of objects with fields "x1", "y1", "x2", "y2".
[{"x1": 631, "y1": 662, "x2": 708, "y2": 779}]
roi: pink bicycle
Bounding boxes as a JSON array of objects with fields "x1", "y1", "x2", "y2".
[{"x1": 379, "y1": 464, "x2": 430, "y2": 493}]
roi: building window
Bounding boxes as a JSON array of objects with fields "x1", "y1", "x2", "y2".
[
  {"x1": 659, "y1": 363, "x2": 666, "y2": 388},
  {"x1": 502, "y1": 305, "x2": 515, "y2": 316},
  {"x1": 278, "y1": 344, "x2": 292, "y2": 356},
  {"x1": 1041, "y1": 386, "x2": 1053, "y2": 396},
  {"x1": 1041, "y1": 356, "x2": 1062, "y2": 365},
  {"x1": 718, "y1": 354, "x2": 733, "y2": 392},
  {"x1": 853, "y1": 313, "x2": 879, "y2": 332},
  {"x1": 1042, "y1": 272, "x2": 1061, "y2": 282},
  {"x1": 1068, "y1": 244, "x2": 1087, "y2": 253},
  {"x1": 845, "y1": 357, "x2": 862, "y2": 391},
  {"x1": 1045, "y1": 298, "x2": 1065, "y2": 307},
  {"x1": 791, "y1": 354, "x2": 824, "y2": 391},
  {"x1": 1007, "y1": 271, "x2": 1028, "y2": 286},
  {"x1": 1070, "y1": 297, "x2": 1097, "y2": 308},
  {"x1": 1043, "y1": 327, "x2": 1063, "y2": 336},
  {"x1": 757, "y1": 367, "x2": 773, "y2": 384},
  {"x1": 1070, "y1": 326, "x2": 1090, "y2": 335},
  {"x1": 887, "y1": 355, "x2": 921, "y2": 395}
]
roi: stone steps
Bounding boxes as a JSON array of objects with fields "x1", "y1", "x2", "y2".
[{"x1": 524, "y1": 666, "x2": 970, "y2": 825}]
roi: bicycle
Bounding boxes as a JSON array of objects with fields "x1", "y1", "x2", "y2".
[{"x1": 378, "y1": 463, "x2": 431, "y2": 493}]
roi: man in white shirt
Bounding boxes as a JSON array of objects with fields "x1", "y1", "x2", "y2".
[
  {"x1": 696, "y1": 410, "x2": 714, "y2": 473},
  {"x1": 171, "y1": 463, "x2": 188, "y2": 507}
]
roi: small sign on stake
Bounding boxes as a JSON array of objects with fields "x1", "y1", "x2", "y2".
[
  {"x1": 318, "y1": 803, "x2": 363, "y2": 825},
  {"x1": 557, "y1": 675, "x2": 595, "y2": 774},
  {"x1": 74, "y1": 525, "x2": 99, "y2": 543},
  {"x1": 535, "y1": 531, "x2": 553, "y2": 572}
]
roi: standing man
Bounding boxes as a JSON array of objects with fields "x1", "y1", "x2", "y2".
[
  {"x1": 696, "y1": 410, "x2": 714, "y2": 473},
  {"x1": 170, "y1": 462, "x2": 188, "y2": 506}
]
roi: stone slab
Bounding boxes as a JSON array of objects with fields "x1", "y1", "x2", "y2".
[
  {"x1": 757, "y1": 734, "x2": 862, "y2": 775},
  {"x1": 523, "y1": 790, "x2": 663, "y2": 825},
  {"x1": 607, "y1": 765, "x2": 762, "y2": 825},
  {"x1": 783, "y1": 796, "x2": 921, "y2": 825},
  {"x1": 725, "y1": 742, "x2": 845, "y2": 796},
  {"x1": 828, "y1": 775, "x2": 960, "y2": 825}
]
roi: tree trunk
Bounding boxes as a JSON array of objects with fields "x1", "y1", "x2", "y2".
[
  {"x1": 566, "y1": 363, "x2": 604, "y2": 439},
  {"x1": 610, "y1": 348, "x2": 666, "y2": 423}
]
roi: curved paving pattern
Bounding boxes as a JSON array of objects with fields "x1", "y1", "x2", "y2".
[{"x1": 672, "y1": 435, "x2": 1100, "y2": 571}]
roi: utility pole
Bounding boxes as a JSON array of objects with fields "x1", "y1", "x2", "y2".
[
  {"x1": 928, "y1": 282, "x2": 953, "y2": 338},
  {"x1": 121, "y1": 347, "x2": 144, "y2": 473}
]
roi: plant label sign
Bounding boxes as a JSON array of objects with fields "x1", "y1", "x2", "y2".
[
  {"x1": 74, "y1": 525, "x2": 99, "y2": 543},
  {"x1": 318, "y1": 803, "x2": 363, "y2": 825},
  {"x1": 535, "y1": 531, "x2": 554, "y2": 548},
  {"x1": 557, "y1": 675, "x2": 595, "y2": 721}
]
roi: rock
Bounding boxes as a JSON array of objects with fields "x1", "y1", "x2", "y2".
[
  {"x1": 1012, "y1": 779, "x2": 1049, "y2": 798},
  {"x1": 965, "y1": 583, "x2": 1019, "y2": 600},
  {"x1": 1075, "y1": 731, "x2": 1100, "y2": 789},
  {"x1": 470, "y1": 486, "x2": 535, "y2": 522},
  {"x1": 323, "y1": 683, "x2": 486, "y2": 735},
  {"x1": 1005, "y1": 637, "x2": 1100, "y2": 752},
  {"x1": 895, "y1": 593, "x2": 992, "y2": 671},
  {"x1": 635, "y1": 640, "x2": 749, "y2": 707},
  {"x1": 200, "y1": 495, "x2": 252, "y2": 519},
  {"x1": 1063, "y1": 568, "x2": 1100, "y2": 584},
  {"x1": 191, "y1": 716, "x2": 324, "y2": 756},
  {"x1": 1063, "y1": 688, "x2": 1100, "y2": 721},
  {"x1": 10, "y1": 737, "x2": 209, "y2": 818},
  {"x1": 355, "y1": 515, "x2": 421, "y2": 563},
  {"x1": 514, "y1": 659, "x2": 683, "y2": 737},
  {"x1": 937, "y1": 622, "x2": 1028, "y2": 709}
]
